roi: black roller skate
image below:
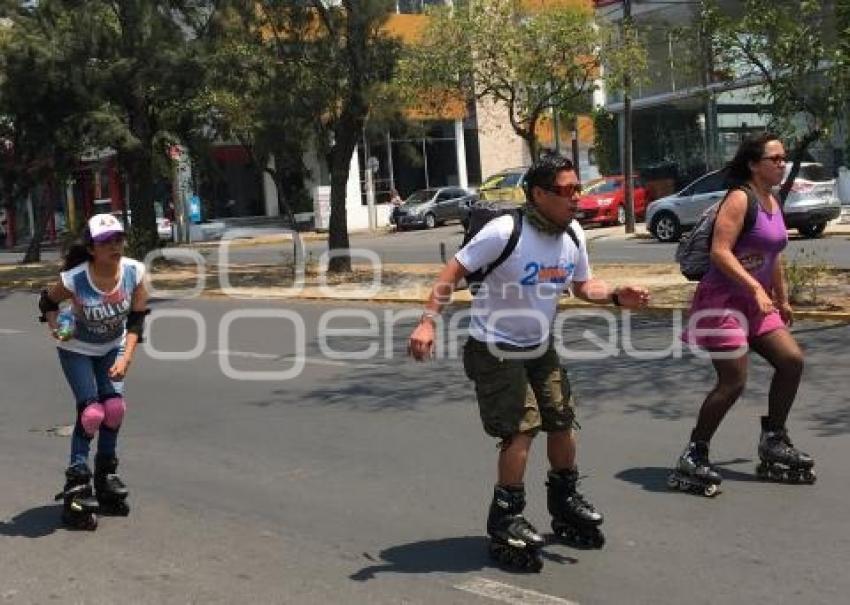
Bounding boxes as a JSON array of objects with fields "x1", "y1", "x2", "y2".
[
  {"x1": 547, "y1": 468, "x2": 605, "y2": 548},
  {"x1": 94, "y1": 454, "x2": 130, "y2": 516},
  {"x1": 756, "y1": 417, "x2": 816, "y2": 484},
  {"x1": 667, "y1": 440, "x2": 722, "y2": 497},
  {"x1": 487, "y1": 485, "x2": 544, "y2": 572},
  {"x1": 55, "y1": 464, "x2": 99, "y2": 530}
]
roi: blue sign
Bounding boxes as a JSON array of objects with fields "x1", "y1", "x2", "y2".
[{"x1": 189, "y1": 194, "x2": 202, "y2": 224}]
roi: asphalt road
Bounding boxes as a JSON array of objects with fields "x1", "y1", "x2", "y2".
[
  {"x1": 206, "y1": 223, "x2": 850, "y2": 268},
  {"x1": 1, "y1": 293, "x2": 849, "y2": 604},
  {"x1": 3, "y1": 221, "x2": 850, "y2": 268}
]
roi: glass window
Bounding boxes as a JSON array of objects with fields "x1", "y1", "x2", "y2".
[
  {"x1": 501, "y1": 172, "x2": 523, "y2": 187},
  {"x1": 584, "y1": 179, "x2": 621, "y2": 195},
  {"x1": 691, "y1": 171, "x2": 727, "y2": 195},
  {"x1": 796, "y1": 164, "x2": 831, "y2": 182},
  {"x1": 405, "y1": 189, "x2": 437, "y2": 204}
]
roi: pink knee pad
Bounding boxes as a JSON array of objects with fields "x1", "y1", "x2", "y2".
[
  {"x1": 102, "y1": 396, "x2": 126, "y2": 430},
  {"x1": 80, "y1": 403, "x2": 105, "y2": 437}
]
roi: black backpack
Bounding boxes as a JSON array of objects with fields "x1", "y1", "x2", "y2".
[
  {"x1": 460, "y1": 202, "x2": 579, "y2": 294},
  {"x1": 675, "y1": 185, "x2": 759, "y2": 281}
]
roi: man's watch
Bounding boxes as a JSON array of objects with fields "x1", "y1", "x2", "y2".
[
  {"x1": 611, "y1": 289, "x2": 622, "y2": 307},
  {"x1": 420, "y1": 309, "x2": 440, "y2": 324}
]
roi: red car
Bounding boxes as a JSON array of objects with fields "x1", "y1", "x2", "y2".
[{"x1": 575, "y1": 176, "x2": 648, "y2": 226}]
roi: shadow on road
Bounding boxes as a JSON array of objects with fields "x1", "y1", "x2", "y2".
[
  {"x1": 350, "y1": 536, "x2": 577, "y2": 581},
  {"x1": 0, "y1": 504, "x2": 63, "y2": 538},
  {"x1": 616, "y1": 458, "x2": 764, "y2": 493}
]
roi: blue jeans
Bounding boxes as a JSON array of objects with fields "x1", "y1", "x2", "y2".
[{"x1": 57, "y1": 347, "x2": 124, "y2": 468}]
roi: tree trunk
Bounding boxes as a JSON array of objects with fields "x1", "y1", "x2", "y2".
[
  {"x1": 125, "y1": 151, "x2": 159, "y2": 260},
  {"x1": 327, "y1": 124, "x2": 358, "y2": 274},
  {"x1": 272, "y1": 171, "x2": 303, "y2": 272},
  {"x1": 2, "y1": 185, "x2": 15, "y2": 249},
  {"x1": 22, "y1": 188, "x2": 51, "y2": 264}
]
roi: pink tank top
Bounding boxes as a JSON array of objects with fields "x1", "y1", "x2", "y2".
[{"x1": 701, "y1": 201, "x2": 788, "y2": 292}]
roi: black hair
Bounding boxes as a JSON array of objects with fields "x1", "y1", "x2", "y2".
[
  {"x1": 62, "y1": 226, "x2": 94, "y2": 271},
  {"x1": 726, "y1": 132, "x2": 782, "y2": 186},
  {"x1": 524, "y1": 151, "x2": 576, "y2": 203}
]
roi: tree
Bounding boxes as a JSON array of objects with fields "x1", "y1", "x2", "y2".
[
  {"x1": 306, "y1": 0, "x2": 401, "y2": 273},
  {"x1": 57, "y1": 1, "x2": 213, "y2": 258},
  {"x1": 700, "y1": 0, "x2": 850, "y2": 201},
  {"x1": 200, "y1": 1, "x2": 327, "y2": 247},
  {"x1": 0, "y1": 1, "x2": 99, "y2": 262},
  {"x1": 399, "y1": 0, "x2": 644, "y2": 161}
]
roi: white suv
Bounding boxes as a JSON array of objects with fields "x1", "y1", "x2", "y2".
[{"x1": 646, "y1": 163, "x2": 841, "y2": 242}]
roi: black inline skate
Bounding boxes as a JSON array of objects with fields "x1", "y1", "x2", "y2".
[
  {"x1": 94, "y1": 454, "x2": 130, "y2": 516},
  {"x1": 756, "y1": 417, "x2": 815, "y2": 484},
  {"x1": 667, "y1": 440, "x2": 722, "y2": 497},
  {"x1": 547, "y1": 468, "x2": 605, "y2": 548},
  {"x1": 55, "y1": 464, "x2": 99, "y2": 530},
  {"x1": 487, "y1": 485, "x2": 544, "y2": 572}
]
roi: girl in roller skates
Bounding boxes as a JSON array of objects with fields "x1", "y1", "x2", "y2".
[
  {"x1": 409, "y1": 153, "x2": 649, "y2": 571},
  {"x1": 39, "y1": 214, "x2": 150, "y2": 529},
  {"x1": 672, "y1": 134, "x2": 815, "y2": 497}
]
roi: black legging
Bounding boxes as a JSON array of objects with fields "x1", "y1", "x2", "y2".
[{"x1": 691, "y1": 328, "x2": 804, "y2": 442}]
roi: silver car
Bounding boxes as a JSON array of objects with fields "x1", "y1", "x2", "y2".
[
  {"x1": 393, "y1": 187, "x2": 476, "y2": 230},
  {"x1": 646, "y1": 163, "x2": 841, "y2": 242}
]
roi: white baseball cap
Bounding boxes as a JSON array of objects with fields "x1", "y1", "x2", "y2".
[{"x1": 88, "y1": 213, "x2": 125, "y2": 243}]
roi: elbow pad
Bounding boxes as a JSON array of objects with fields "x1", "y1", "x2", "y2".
[
  {"x1": 126, "y1": 309, "x2": 151, "y2": 341},
  {"x1": 38, "y1": 289, "x2": 60, "y2": 322}
]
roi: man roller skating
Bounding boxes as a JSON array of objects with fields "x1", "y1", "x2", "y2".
[{"x1": 409, "y1": 153, "x2": 650, "y2": 571}]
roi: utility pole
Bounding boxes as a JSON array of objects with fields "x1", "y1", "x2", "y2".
[{"x1": 622, "y1": 0, "x2": 635, "y2": 234}]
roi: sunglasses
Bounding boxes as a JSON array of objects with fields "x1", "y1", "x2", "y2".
[
  {"x1": 761, "y1": 154, "x2": 787, "y2": 164},
  {"x1": 543, "y1": 183, "x2": 582, "y2": 198}
]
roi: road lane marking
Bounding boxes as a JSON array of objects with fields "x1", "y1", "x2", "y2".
[
  {"x1": 211, "y1": 350, "x2": 381, "y2": 369},
  {"x1": 454, "y1": 578, "x2": 579, "y2": 605},
  {"x1": 0, "y1": 328, "x2": 24, "y2": 335}
]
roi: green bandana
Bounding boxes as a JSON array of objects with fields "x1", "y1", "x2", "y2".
[{"x1": 522, "y1": 202, "x2": 569, "y2": 236}]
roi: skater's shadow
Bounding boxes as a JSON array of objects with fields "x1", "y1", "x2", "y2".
[
  {"x1": 350, "y1": 536, "x2": 577, "y2": 581},
  {"x1": 0, "y1": 505, "x2": 63, "y2": 538},
  {"x1": 616, "y1": 459, "x2": 757, "y2": 493}
]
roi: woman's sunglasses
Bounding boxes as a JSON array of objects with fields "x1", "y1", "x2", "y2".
[{"x1": 761, "y1": 154, "x2": 787, "y2": 164}]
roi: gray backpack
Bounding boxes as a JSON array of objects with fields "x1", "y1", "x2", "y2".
[{"x1": 675, "y1": 186, "x2": 759, "y2": 281}]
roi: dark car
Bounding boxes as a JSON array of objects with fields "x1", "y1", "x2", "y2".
[{"x1": 393, "y1": 187, "x2": 476, "y2": 230}]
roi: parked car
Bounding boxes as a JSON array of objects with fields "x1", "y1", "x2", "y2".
[
  {"x1": 393, "y1": 187, "x2": 476, "y2": 230},
  {"x1": 104, "y1": 208, "x2": 174, "y2": 243},
  {"x1": 646, "y1": 163, "x2": 842, "y2": 242},
  {"x1": 478, "y1": 167, "x2": 528, "y2": 203},
  {"x1": 576, "y1": 175, "x2": 648, "y2": 226}
]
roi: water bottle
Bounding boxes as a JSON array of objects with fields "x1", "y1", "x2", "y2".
[{"x1": 55, "y1": 309, "x2": 76, "y2": 341}]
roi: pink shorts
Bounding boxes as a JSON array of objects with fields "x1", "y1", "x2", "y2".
[{"x1": 681, "y1": 283, "x2": 787, "y2": 350}]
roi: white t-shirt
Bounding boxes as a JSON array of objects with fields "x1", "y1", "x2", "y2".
[
  {"x1": 455, "y1": 215, "x2": 591, "y2": 347},
  {"x1": 58, "y1": 258, "x2": 146, "y2": 356}
]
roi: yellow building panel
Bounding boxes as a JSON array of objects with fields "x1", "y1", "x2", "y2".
[
  {"x1": 521, "y1": 0, "x2": 593, "y2": 12},
  {"x1": 537, "y1": 113, "x2": 595, "y2": 146},
  {"x1": 404, "y1": 90, "x2": 468, "y2": 120},
  {"x1": 384, "y1": 13, "x2": 430, "y2": 43}
]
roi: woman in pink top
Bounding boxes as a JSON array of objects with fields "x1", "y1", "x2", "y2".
[{"x1": 670, "y1": 134, "x2": 815, "y2": 496}]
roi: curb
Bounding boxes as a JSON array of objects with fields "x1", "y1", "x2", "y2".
[{"x1": 188, "y1": 289, "x2": 850, "y2": 322}]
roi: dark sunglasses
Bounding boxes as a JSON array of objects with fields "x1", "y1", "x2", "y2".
[
  {"x1": 543, "y1": 183, "x2": 582, "y2": 198},
  {"x1": 761, "y1": 154, "x2": 787, "y2": 164}
]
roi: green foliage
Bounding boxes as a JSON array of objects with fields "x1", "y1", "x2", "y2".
[
  {"x1": 399, "y1": 0, "x2": 645, "y2": 159},
  {"x1": 592, "y1": 109, "x2": 619, "y2": 176},
  {"x1": 698, "y1": 0, "x2": 850, "y2": 197},
  {"x1": 784, "y1": 247, "x2": 829, "y2": 305}
]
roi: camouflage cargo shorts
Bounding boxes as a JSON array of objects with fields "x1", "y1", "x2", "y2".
[{"x1": 462, "y1": 337, "x2": 577, "y2": 439}]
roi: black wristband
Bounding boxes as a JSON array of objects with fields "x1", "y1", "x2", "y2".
[{"x1": 611, "y1": 290, "x2": 622, "y2": 307}]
